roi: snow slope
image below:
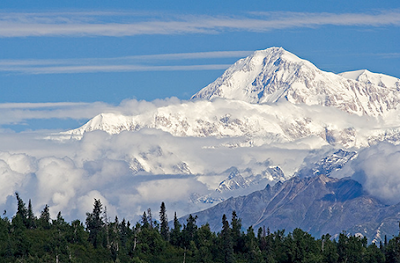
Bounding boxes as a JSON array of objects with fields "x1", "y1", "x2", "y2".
[
  {"x1": 61, "y1": 98, "x2": 399, "y2": 149},
  {"x1": 192, "y1": 47, "x2": 400, "y2": 117},
  {"x1": 63, "y1": 47, "x2": 400, "y2": 143}
]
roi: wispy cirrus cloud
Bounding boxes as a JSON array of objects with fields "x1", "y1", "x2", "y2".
[
  {"x1": 377, "y1": 53, "x2": 400, "y2": 59},
  {"x1": 0, "y1": 101, "x2": 114, "y2": 125},
  {"x1": 0, "y1": 102, "x2": 90, "y2": 109},
  {"x1": 0, "y1": 64, "x2": 232, "y2": 74},
  {"x1": 0, "y1": 98, "x2": 181, "y2": 126},
  {"x1": 0, "y1": 10, "x2": 399, "y2": 38},
  {"x1": 0, "y1": 50, "x2": 251, "y2": 74}
]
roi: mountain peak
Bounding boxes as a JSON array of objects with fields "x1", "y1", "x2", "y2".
[
  {"x1": 191, "y1": 47, "x2": 317, "y2": 104},
  {"x1": 339, "y1": 69, "x2": 370, "y2": 80},
  {"x1": 192, "y1": 47, "x2": 400, "y2": 116},
  {"x1": 339, "y1": 69, "x2": 400, "y2": 89}
]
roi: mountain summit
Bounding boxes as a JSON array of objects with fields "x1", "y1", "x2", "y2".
[
  {"x1": 192, "y1": 47, "x2": 400, "y2": 116},
  {"x1": 61, "y1": 47, "x2": 400, "y2": 150}
]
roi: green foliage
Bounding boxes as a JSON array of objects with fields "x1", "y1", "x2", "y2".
[
  {"x1": 182, "y1": 214, "x2": 198, "y2": 248},
  {"x1": 38, "y1": 204, "x2": 51, "y2": 230},
  {"x1": 86, "y1": 199, "x2": 105, "y2": 249},
  {"x1": 159, "y1": 202, "x2": 169, "y2": 241},
  {"x1": 221, "y1": 214, "x2": 235, "y2": 263},
  {"x1": 170, "y1": 212, "x2": 182, "y2": 247},
  {"x1": 0, "y1": 198, "x2": 396, "y2": 263}
]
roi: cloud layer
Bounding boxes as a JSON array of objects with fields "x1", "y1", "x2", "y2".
[
  {"x1": 0, "y1": 51, "x2": 252, "y2": 74},
  {"x1": 0, "y1": 102, "x2": 115, "y2": 127},
  {"x1": 333, "y1": 142, "x2": 400, "y2": 205},
  {"x1": 0, "y1": 99, "x2": 323, "y2": 223},
  {"x1": 0, "y1": 11, "x2": 399, "y2": 38},
  {"x1": 2, "y1": 98, "x2": 400, "y2": 226},
  {"x1": 0, "y1": 127, "x2": 315, "y2": 224}
]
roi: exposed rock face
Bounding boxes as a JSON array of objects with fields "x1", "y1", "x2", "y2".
[{"x1": 183, "y1": 175, "x2": 400, "y2": 242}]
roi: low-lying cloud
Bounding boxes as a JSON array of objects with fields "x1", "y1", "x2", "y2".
[
  {"x1": 333, "y1": 142, "x2": 400, "y2": 205},
  {"x1": 2, "y1": 98, "x2": 400, "y2": 225},
  {"x1": 0, "y1": 126, "x2": 315, "y2": 224}
]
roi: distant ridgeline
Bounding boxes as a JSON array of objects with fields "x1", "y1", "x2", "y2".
[{"x1": 0, "y1": 193, "x2": 398, "y2": 262}]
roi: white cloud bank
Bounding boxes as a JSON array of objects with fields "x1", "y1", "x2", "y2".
[
  {"x1": 0, "y1": 128, "x2": 315, "y2": 224},
  {"x1": 0, "y1": 99, "x2": 322, "y2": 223},
  {"x1": 2, "y1": 98, "x2": 400, "y2": 226},
  {"x1": 333, "y1": 142, "x2": 400, "y2": 205}
]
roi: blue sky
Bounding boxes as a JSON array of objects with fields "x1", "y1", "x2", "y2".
[
  {"x1": 1, "y1": 0, "x2": 400, "y2": 131},
  {"x1": 1, "y1": 0, "x2": 400, "y2": 223}
]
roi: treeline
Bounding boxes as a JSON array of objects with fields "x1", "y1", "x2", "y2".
[{"x1": 0, "y1": 194, "x2": 399, "y2": 262}]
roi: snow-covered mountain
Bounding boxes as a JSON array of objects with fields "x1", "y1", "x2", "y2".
[
  {"x1": 61, "y1": 98, "x2": 400, "y2": 150},
  {"x1": 216, "y1": 166, "x2": 285, "y2": 193},
  {"x1": 63, "y1": 47, "x2": 400, "y2": 142},
  {"x1": 58, "y1": 47, "x2": 400, "y2": 184},
  {"x1": 39, "y1": 47, "x2": 400, "y2": 226},
  {"x1": 192, "y1": 47, "x2": 400, "y2": 117}
]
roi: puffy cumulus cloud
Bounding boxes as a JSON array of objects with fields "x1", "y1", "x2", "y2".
[
  {"x1": 0, "y1": 124, "x2": 320, "y2": 224},
  {"x1": 77, "y1": 190, "x2": 117, "y2": 221},
  {"x1": 0, "y1": 152, "x2": 36, "y2": 174},
  {"x1": 35, "y1": 156, "x2": 87, "y2": 218},
  {"x1": 332, "y1": 142, "x2": 400, "y2": 205},
  {"x1": 0, "y1": 153, "x2": 37, "y2": 209},
  {"x1": 0, "y1": 159, "x2": 30, "y2": 204}
]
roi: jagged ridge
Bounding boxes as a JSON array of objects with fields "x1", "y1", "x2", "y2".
[{"x1": 183, "y1": 175, "x2": 400, "y2": 242}]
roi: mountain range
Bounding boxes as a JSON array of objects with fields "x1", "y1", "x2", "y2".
[
  {"x1": 56, "y1": 47, "x2": 400, "y2": 239},
  {"x1": 182, "y1": 175, "x2": 400, "y2": 243},
  {"x1": 62, "y1": 47, "x2": 400, "y2": 141},
  {"x1": 56, "y1": 48, "x2": 400, "y2": 188}
]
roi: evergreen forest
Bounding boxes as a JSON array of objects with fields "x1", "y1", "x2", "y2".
[{"x1": 0, "y1": 193, "x2": 399, "y2": 263}]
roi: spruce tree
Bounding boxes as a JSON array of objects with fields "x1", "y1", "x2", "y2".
[
  {"x1": 15, "y1": 192, "x2": 28, "y2": 228},
  {"x1": 39, "y1": 204, "x2": 51, "y2": 229},
  {"x1": 27, "y1": 199, "x2": 36, "y2": 229},
  {"x1": 184, "y1": 214, "x2": 197, "y2": 246},
  {"x1": 120, "y1": 218, "x2": 128, "y2": 249},
  {"x1": 221, "y1": 214, "x2": 235, "y2": 263},
  {"x1": 170, "y1": 212, "x2": 182, "y2": 246},
  {"x1": 231, "y1": 210, "x2": 242, "y2": 253},
  {"x1": 85, "y1": 199, "x2": 104, "y2": 248},
  {"x1": 159, "y1": 202, "x2": 169, "y2": 241},
  {"x1": 147, "y1": 208, "x2": 153, "y2": 229},
  {"x1": 141, "y1": 211, "x2": 149, "y2": 229}
]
